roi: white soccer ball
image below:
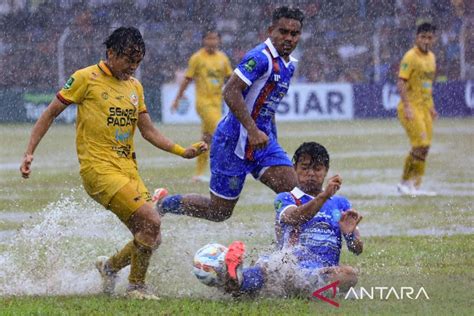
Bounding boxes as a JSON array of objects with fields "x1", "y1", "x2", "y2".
[{"x1": 192, "y1": 243, "x2": 228, "y2": 287}]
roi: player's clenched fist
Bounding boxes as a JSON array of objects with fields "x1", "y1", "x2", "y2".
[
  {"x1": 182, "y1": 141, "x2": 208, "y2": 159},
  {"x1": 20, "y1": 153, "x2": 34, "y2": 179},
  {"x1": 324, "y1": 174, "x2": 342, "y2": 197}
]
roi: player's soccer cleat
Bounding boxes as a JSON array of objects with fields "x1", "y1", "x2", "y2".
[
  {"x1": 397, "y1": 182, "x2": 416, "y2": 196},
  {"x1": 225, "y1": 241, "x2": 245, "y2": 281},
  {"x1": 126, "y1": 284, "x2": 160, "y2": 300},
  {"x1": 398, "y1": 182, "x2": 437, "y2": 197},
  {"x1": 152, "y1": 188, "x2": 169, "y2": 216},
  {"x1": 152, "y1": 188, "x2": 169, "y2": 205},
  {"x1": 95, "y1": 256, "x2": 118, "y2": 295},
  {"x1": 192, "y1": 175, "x2": 210, "y2": 183}
]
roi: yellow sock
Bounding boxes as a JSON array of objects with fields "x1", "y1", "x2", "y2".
[
  {"x1": 195, "y1": 150, "x2": 209, "y2": 176},
  {"x1": 402, "y1": 154, "x2": 415, "y2": 181},
  {"x1": 108, "y1": 240, "x2": 134, "y2": 272},
  {"x1": 412, "y1": 158, "x2": 426, "y2": 188},
  {"x1": 129, "y1": 240, "x2": 153, "y2": 285}
]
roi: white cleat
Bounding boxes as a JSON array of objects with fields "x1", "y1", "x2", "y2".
[
  {"x1": 95, "y1": 256, "x2": 118, "y2": 295},
  {"x1": 397, "y1": 182, "x2": 415, "y2": 196}
]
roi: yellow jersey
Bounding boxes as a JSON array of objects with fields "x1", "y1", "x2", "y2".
[
  {"x1": 57, "y1": 61, "x2": 147, "y2": 173},
  {"x1": 185, "y1": 48, "x2": 233, "y2": 103},
  {"x1": 398, "y1": 46, "x2": 436, "y2": 108}
]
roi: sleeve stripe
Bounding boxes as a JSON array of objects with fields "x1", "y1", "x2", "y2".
[
  {"x1": 234, "y1": 68, "x2": 252, "y2": 86},
  {"x1": 56, "y1": 92, "x2": 73, "y2": 105},
  {"x1": 278, "y1": 205, "x2": 296, "y2": 224}
]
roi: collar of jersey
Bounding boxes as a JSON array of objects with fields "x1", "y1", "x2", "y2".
[
  {"x1": 290, "y1": 186, "x2": 332, "y2": 200},
  {"x1": 98, "y1": 60, "x2": 113, "y2": 76},
  {"x1": 264, "y1": 38, "x2": 298, "y2": 65},
  {"x1": 413, "y1": 46, "x2": 430, "y2": 56}
]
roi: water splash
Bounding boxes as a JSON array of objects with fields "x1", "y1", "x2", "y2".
[
  {"x1": 0, "y1": 191, "x2": 275, "y2": 298},
  {"x1": 0, "y1": 192, "x2": 129, "y2": 296}
]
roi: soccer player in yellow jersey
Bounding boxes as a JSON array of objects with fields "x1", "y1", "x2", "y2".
[
  {"x1": 397, "y1": 22, "x2": 438, "y2": 196},
  {"x1": 171, "y1": 30, "x2": 233, "y2": 182},
  {"x1": 19, "y1": 27, "x2": 207, "y2": 299}
]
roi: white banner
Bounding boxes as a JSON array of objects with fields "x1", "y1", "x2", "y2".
[
  {"x1": 161, "y1": 83, "x2": 354, "y2": 123},
  {"x1": 276, "y1": 83, "x2": 353, "y2": 121},
  {"x1": 161, "y1": 83, "x2": 200, "y2": 124}
]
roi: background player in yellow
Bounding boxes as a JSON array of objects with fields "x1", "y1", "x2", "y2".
[
  {"x1": 397, "y1": 22, "x2": 438, "y2": 196},
  {"x1": 171, "y1": 30, "x2": 233, "y2": 182},
  {"x1": 19, "y1": 27, "x2": 207, "y2": 299}
]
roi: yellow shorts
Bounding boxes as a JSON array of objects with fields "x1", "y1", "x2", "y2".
[
  {"x1": 196, "y1": 101, "x2": 221, "y2": 135},
  {"x1": 81, "y1": 166, "x2": 151, "y2": 223},
  {"x1": 397, "y1": 104, "x2": 433, "y2": 147}
]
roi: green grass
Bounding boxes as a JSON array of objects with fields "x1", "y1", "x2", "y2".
[{"x1": 0, "y1": 119, "x2": 473, "y2": 315}]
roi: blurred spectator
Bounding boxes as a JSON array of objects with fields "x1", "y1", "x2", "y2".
[{"x1": 0, "y1": 0, "x2": 471, "y2": 91}]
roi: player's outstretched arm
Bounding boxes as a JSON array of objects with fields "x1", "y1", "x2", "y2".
[
  {"x1": 223, "y1": 75, "x2": 268, "y2": 150},
  {"x1": 137, "y1": 112, "x2": 207, "y2": 159},
  {"x1": 171, "y1": 77, "x2": 193, "y2": 113},
  {"x1": 281, "y1": 175, "x2": 342, "y2": 226},
  {"x1": 20, "y1": 97, "x2": 69, "y2": 178}
]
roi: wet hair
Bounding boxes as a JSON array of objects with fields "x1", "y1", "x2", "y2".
[
  {"x1": 417, "y1": 22, "x2": 436, "y2": 34},
  {"x1": 272, "y1": 6, "x2": 305, "y2": 26},
  {"x1": 202, "y1": 28, "x2": 220, "y2": 39},
  {"x1": 103, "y1": 26, "x2": 145, "y2": 57},
  {"x1": 292, "y1": 142, "x2": 330, "y2": 169}
]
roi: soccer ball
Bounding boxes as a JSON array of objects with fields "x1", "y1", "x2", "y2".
[{"x1": 192, "y1": 243, "x2": 228, "y2": 287}]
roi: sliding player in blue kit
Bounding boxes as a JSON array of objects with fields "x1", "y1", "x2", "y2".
[{"x1": 154, "y1": 6, "x2": 306, "y2": 222}]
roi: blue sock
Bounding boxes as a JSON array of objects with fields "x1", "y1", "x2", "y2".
[
  {"x1": 240, "y1": 266, "x2": 265, "y2": 293},
  {"x1": 161, "y1": 195, "x2": 184, "y2": 215}
]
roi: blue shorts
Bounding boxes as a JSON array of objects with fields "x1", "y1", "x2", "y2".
[{"x1": 209, "y1": 131, "x2": 292, "y2": 199}]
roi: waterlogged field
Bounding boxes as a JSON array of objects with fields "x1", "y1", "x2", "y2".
[{"x1": 0, "y1": 119, "x2": 473, "y2": 315}]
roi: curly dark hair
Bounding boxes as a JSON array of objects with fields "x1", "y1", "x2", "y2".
[
  {"x1": 103, "y1": 26, "x2": 145, "y2": 57},
  {"x1": 292, "y1": 142, "x2": 330, "y2": 169},
  {"x1": 417, "y1": 22, "x2": 436, "y2": 34},
  {"x1": 272, "y1": 6, "x2": 305, "y2": 26}
]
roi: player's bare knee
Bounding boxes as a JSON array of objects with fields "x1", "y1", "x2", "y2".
[
  {"x1": 339, "y1": 266, "x2": 358, "y2": 290},
  {"x1": 411, "y1": 147, "x2": 428, "y2": 160}
]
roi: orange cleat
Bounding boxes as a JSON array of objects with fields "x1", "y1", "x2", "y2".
[{"x1": 225, "y1": 241, "x2": 246, "y2": 280}]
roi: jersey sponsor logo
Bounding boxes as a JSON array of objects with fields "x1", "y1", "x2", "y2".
[
  {"x1": 112, "y1": 144, "x2": 131, "y2": 158},
  {"x1": 115, "y1": 129, "x2": 131, "y2": 142},
  {"x1": 244, "y1": 58, "x2": 257, "y2": 72},
  {"x1": 107, "y1": 107, "x2": 137, "y2": 127},
  {"x1": 63, "y1": 77, "x2": 75, "y2": 89},
  {"x1": 273, "y1": 74, "x2": 281, "y2": 82},
  {"x1": 274, "y1": 199, "x2": 283, "y2": 211},
  {"x1": 130, "y1": 93, "x2": 138, "y2": 106}
]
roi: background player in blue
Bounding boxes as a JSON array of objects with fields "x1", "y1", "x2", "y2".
[
  {"x1": 199, "y1": 142, "x2": 364, "y2": 296},
  {"x1": 155, "y1": 7, "x2": 305, "y2": 222}
]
